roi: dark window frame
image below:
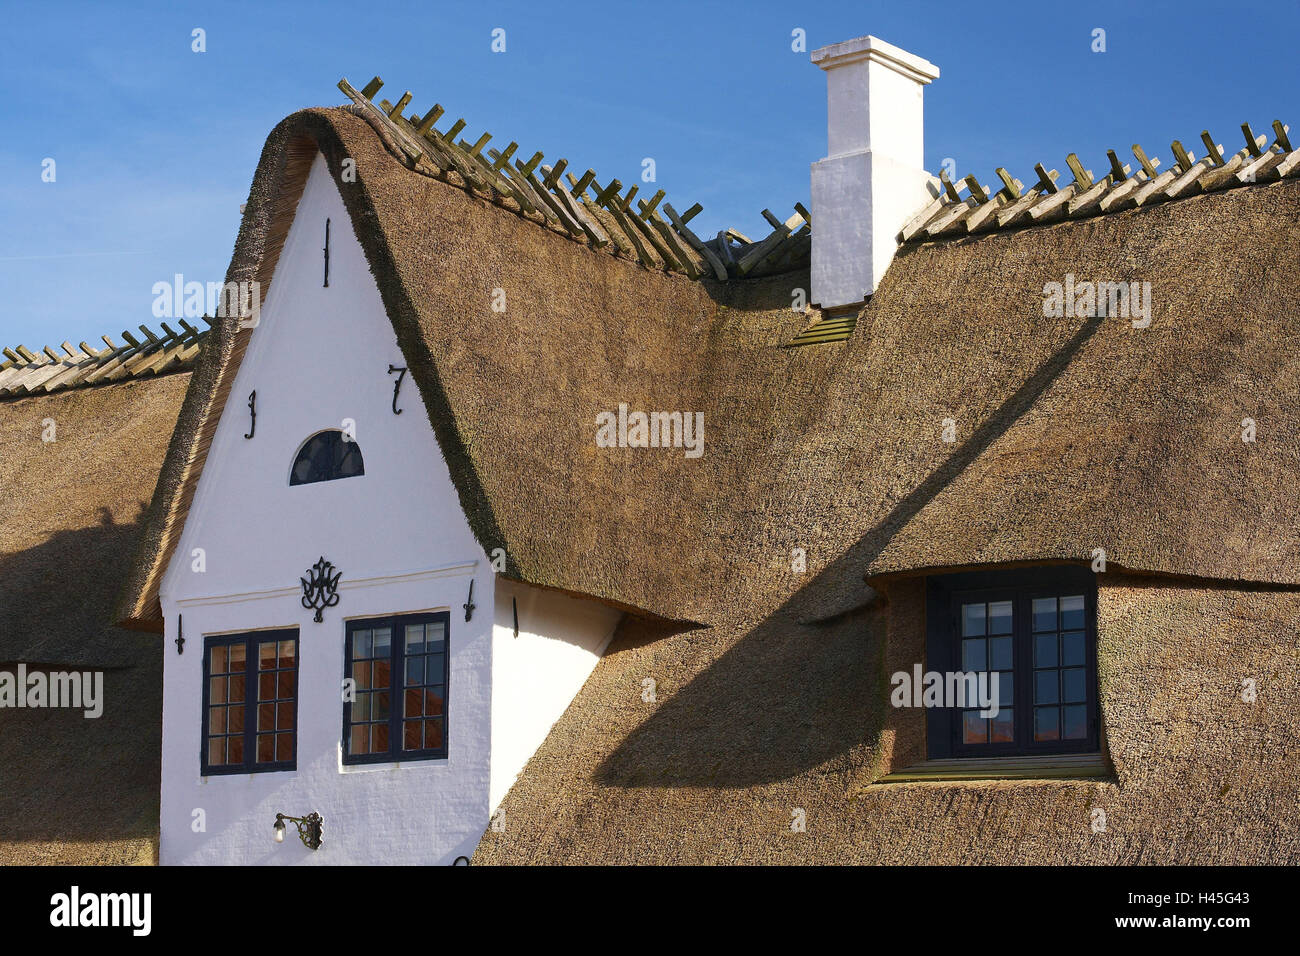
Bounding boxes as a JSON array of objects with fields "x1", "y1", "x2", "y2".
[
  {"x1": 289, "y1": 429, "x2": 365, "y2": 486},
  {"x1": 342, "y1": 611, "x2": 450, "y2": 766},
  {"x1": 925, "y1": 566, "x2": 1099, "y2": 759},
  {"x1": 200, "y1": 628, "x2": 300, "y2": 775}
]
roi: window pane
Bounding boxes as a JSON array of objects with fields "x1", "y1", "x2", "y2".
[
  {"x1": 962, "y1": 639, "x2": 987, "y2": 671},
  {"x1": 988, "y1": 601, "x2": 1012, "y2": 635},
  {"x1": 352, "y1": 693, "x2": 371, "y2": 722},
  {"x1": 1035, "y1": 671, "x2": 1059, "y2": 704},
  {"x1": 352, "y1": 661, "x2": 370, "y2": 691},
  {"x1": 424, "y1": 719, "x2": 444, "y2": 750},
  {"x1": 403, "y1": 720, "x2": 422, "y2": 750},
  {"x1": 350, "y1": 725, "x2": 369, "y2": 755},
  {"x1": 353, "y1": 630, "x2": 371, "y2": 659},
  {"x1": 276, "y1": 733, "x2": 293, "y2": 761},
  {"x1": 990, "y1": 709, "x2": 1014, "y2": 743},
  {"x1": 228, "y1": 674, "x2": 245, "y2": 703},
  {"x1": 426, "y1": 622, "x2": 445, "y2": 650},
  {"x1": 259, "y1": 673, "x2": 276, "y2": 700},
  {"x1": 1060, "y1": 595, "x2": 1085, "y2": 631},
  {"x1": 228, "y1": 705, "x2": 244, "y2": 734},
  {"x1": 428, "y1": 653, "x2": 445, "y2": 684},
  {"x1": 405, "y1": 624, "x2": 425, "y2": 654},
  {"x1": 961, "y1": 603, "x2": 986, "y2": 636},
  {"x1": 209, "y1": 707, "x2": 226, "y2": 734},
  {"x1": 996, "y1": 674, "x2": 1012, "y2": 706},
  {"x1": 210, "y1": 646, "x2": 227, "y2": 673},
  {"x1": 277, "y1": 671, "x2": 294, "y2": 699},
  {"x1": 962, "y1": 711, "x2": 988, "y2": 744},
  {"x1": 373, "y1": 628, "x2": 391, "y2": 656},
  {"x1": 259, "y1": 641, "x2": 277, "y2": 669},
  {"x1": 375, "y1": 691, "x2": 390, "y2": 720},
  {"x1": 405, "y1": 656, "x2": 424, "y2": 686},
  {"x1": 424, "y1": 688, "x2": 444, "y2": 716},
  {"x1": 228, "y1": 643, "x2": 246, "y2": 667},
  {"x1": 256, "y1": 733, "x2": 275, "y2": 763},
  {"x1": 1063, "y1": 705, "x2": 1088, "y2": 740},
  {"x1": 1034, "y1": 633, "x2": 1057, "y2": 667},
  {"x1": 277, "y1": 701, "x2": 294, "y2": 730},
  {"x1": 1061, "y1": 631, "x2": 1085, "y2": 666},
  {"x1": 209, "y1": 677, "x2": 227, "y2": 705},
  {"x1": 279, "y1": 640, "x2": 295, "y2": 667},
  {"x1": 373, "y1": 659, "x2": 391, "y2": 687},
  {"x1": 227, "y1": 735, "x2": 244, "y2": 764},
  {"x1": 208, "y1": 738, "x2": 226, "y2": 766},
  {"x1": 404, "y1": 688, "x2": 421, "y2": 718},
  {"x1": 1062, "y1": 668, "x2": 1087, "y2": 703},
  {"x1": 990, "y1": 636, "x2": 1012, "y2": 670},
  {"x1": 1032, "y1": 597, "x2": 1057, "y2": 632},
  {"x1": 371, "y1": 724, "x2": 389, "y2": 753},
  {"x1": 1034, "y1": 707, "x2": 1059, "y2": 741},
  {"x1": 258, "y1": 702, "x2": 275, "y2": 731}
]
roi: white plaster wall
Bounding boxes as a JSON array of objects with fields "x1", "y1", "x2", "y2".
[
  {"x1": 489, "y1": 580, "x2": 621, "y2": 811},
  {"x1": 159, "y1": 153, "x2": 493, "y2": 865}
]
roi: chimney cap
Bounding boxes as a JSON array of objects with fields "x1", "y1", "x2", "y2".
[{"x1": 811, "y1": 34, "x2": 939, "y2": 84}]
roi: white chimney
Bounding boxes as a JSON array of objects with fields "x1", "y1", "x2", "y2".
[{"x1": 810, "y1": 35, "x2": 940, "y2": 311}]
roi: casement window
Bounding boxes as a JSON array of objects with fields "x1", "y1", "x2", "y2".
[
  {"x1": 343, "y1": 612, "x2": 449, "y2": 765},
  {"x1": 925, "y1": 567, "x2": 1099, "y2": 758},
  {"x1": 202, "y1": 630, "x2": 299, "y2": 774},
  {"x1": 290, "y1": 429, "x2": 364, "y2": 485}
]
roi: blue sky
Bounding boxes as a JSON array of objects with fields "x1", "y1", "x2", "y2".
[{"x1": 1, "y1": 0, "x2": 1295, "y2": 348}]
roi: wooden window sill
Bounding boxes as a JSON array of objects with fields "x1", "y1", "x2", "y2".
[{"x1": 867, "y1": 753, "x2": 1113, "y2": 786}]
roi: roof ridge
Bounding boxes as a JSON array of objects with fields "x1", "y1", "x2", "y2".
[
  {"x1": 901, "y1": 121, "x2": 1300, "y2": 244},
  {"x1": 0, "y1": 319, "x2": 208, "y2": 399},
  {"x1": 337, "y1": 76, "x2": 811, "y2": 281}
]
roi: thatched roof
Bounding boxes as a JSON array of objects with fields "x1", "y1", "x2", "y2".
[
  {"x1": 120, "y1": 102, "x2": 1300, "y2": 633},
  {"x1": 94, "y1": 95, "x2": 1300, "y2": 863},
  {"x1": 0, "y1": 370, "x2": 191, "y2": 864}
]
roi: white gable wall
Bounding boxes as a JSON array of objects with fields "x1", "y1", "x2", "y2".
[
  {"x1": 158, "y1": 151, "x2": 626, "y2": 865},
  {"x1": 158, "y1": 153, "x2": 492, "y2": 865}
]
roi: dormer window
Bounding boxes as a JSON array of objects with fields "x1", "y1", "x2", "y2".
[
  {"x1": 925, "y1": 566, "x2": 1099, "y2": 759},
  {"x1": 290, "y1": 429, "x2": 364, "y2": 485}
]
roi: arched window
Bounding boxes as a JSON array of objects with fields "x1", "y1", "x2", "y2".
[{"x1": 289, "y1": 430, "x2": 365, "y2": 485}]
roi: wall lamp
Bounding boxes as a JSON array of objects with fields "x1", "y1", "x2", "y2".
[{"x1": 274, "y1": 811, "x2": 323, "y2": 850}]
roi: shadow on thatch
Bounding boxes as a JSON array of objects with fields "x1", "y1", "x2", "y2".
[
  {"x1": 0, "y1": 509, "x2": 152, "y2": 666},
  {"x1": 0, "y1": 517, "x2": 163, "y2": 849},
  {"x1": 595, "y1": 315, "x2": 1105, "y2": 788}
]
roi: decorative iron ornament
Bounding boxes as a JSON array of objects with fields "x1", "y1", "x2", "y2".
[
  {"x1": 512, "y1": 596, "x2": 519, "y2": 638},
  {"x1": 387, "y1": 364, "x2": 407, "y2": 414},
  {"x1": 300, "y1": 556, "x2": 341, "y2": 623},
  {"x1": 175, "y1": 613, "x2": 185, "y2": 655},
  {"x1": 323, "y1": 218, "x2": 331, "y2": 288},
  {"x1": 244, "y1": 390, "x2": 256, "y2": 439},
  {"x1": 275, "y1": 811, "x2": 324, "y2": 850},
  {"x1": 463, "y1": 578, "x2": 476, "y2": 622}
]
